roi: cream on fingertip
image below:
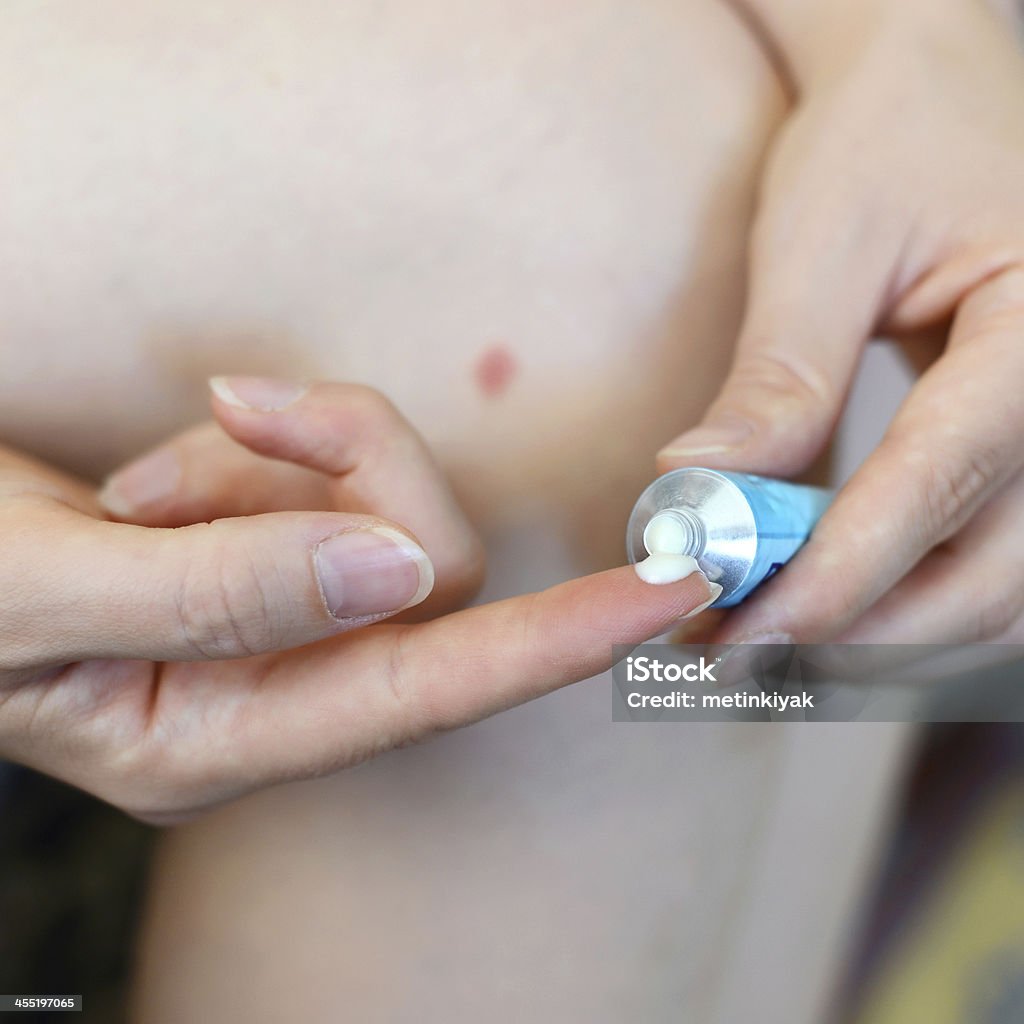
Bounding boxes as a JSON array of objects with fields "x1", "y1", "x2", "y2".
[{"x1": 633, "y1": 552, "x2": 702, "y2": 585}]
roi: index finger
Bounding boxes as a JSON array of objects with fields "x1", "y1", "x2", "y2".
[{"x1": 156, "y1": 564, "x2": 715, "y2": 798}]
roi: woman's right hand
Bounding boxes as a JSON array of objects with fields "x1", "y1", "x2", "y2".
[{"x1": 0, "y1": 377, "x2": 714, "y2": 823}]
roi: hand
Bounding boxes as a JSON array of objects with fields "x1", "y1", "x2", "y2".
[
  {"x1": 0, "y1": 377, "x2": 715, "y2": 822},
  {"x1": 659, "y1": 1, "x2": 1024, "y2": 645}
]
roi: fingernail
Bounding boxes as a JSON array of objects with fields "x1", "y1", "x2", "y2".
[
  {"x1": 209, "y1": 375, "x2": 309, "y2": 412},
  {"x1": 659, "y1": 419, "x2": 754, "y2": 458},
  {"x1": 681, "y1": 582, "x2": 724, "y2": 620},
  {"x1": 315, "y1": 527, "x2": 435, "y2": 620},
  {"x1": 98, "y1": 447, "x2": 181, "y2": 516}
]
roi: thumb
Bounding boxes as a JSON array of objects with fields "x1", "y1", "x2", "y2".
[
  {"x1": 657, "y1": 155, "x2": 896, "y2": 478},
  {"x1": 2, "y1": 495, "x2": 434, "y2": 668}
]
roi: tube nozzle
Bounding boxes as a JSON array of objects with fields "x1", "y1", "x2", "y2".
[{"x1": 642, "y1": 509, "x2": 705, "y2": 560}]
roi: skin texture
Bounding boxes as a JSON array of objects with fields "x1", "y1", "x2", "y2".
[{"x1": 1, "y1": 0, "x2": 1021, "y2": 1018}]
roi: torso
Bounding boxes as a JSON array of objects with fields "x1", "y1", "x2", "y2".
[
  {"x1": 3, "y1": 4, "x2": 902, "y2": 1021},
  {"x1": 0, "y1": 0, "x2": 778, "y2": 563}
]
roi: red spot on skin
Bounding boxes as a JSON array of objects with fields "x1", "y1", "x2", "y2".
[{"x1": 474, "y1": 344, "x2": 518, "y2": 398}]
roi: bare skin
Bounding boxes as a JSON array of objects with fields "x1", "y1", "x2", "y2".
[
  {"x1": 0, "y1": 0, "x2": 770, "y2": 544},
  {"x1": 0, "y1": 1, "x2": 800, "y2": 1018},
  {"x1": 16, "y1": 0, "x2": 1022, "y2": 1019}
]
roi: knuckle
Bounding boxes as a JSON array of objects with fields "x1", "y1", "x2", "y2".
[
  {"x1": 730, "y1": 348, "x2": 836, "y2": 422},
  {"x1": 343, "y1": 384, "x2": 402, "y2": 430},
  {"x1": 438, "y1": 536, "x2": 487, "y2": 611},
  {"x1": 911, "y1": 443, "x2": 1001, "y2": 541},
  {"x1": 173, "y1": 523, "x2": 277, "y2": 659},
  {"x1": 959, "y1": 261, "x2": 1024, "y2": 339},
  {"x1": 100, "y1": 751, "x2": 203, "y2": 822},
  {"x1": 974, "y1": 593, "x2": 1022, "y2": 643},
  {"x1": 382, "y1": 627, "x2": 423, "y2": 735},
  {"x1": 381, "y1": 624, "x2": 467, "y2": 748},
  {"x1": 324, "y1": 385, "x2": 411, "y2": 463},
  {"x1": 963, "y1": 560, "x2": 1024, "y2": 641}
]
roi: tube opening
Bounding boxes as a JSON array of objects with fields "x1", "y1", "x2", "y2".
[{"x1": 642, "y1": 509, "x2": 705, "y2": 559}]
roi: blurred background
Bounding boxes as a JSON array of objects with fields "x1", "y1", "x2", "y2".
[{"x1": 838, "y1": 722, "x2": 1024, "y2": 1024}]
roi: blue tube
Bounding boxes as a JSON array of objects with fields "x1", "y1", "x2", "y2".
[
  {"x1": 718, "y1": 472, "x2": 833, "y2": 606},
  {"x1": 626, "y1": 468, "x2": 833, "y2": 607}
]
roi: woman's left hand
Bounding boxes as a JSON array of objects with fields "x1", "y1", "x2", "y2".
[{"x1": 659, "y1": 0, "x2": 1024, "y2": 645}]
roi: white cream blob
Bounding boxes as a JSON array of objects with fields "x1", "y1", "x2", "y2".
[
  {"x1": 635, "y1": 509, "x2": 705, "y2": 585},
  {"x1": 634, "y1": 551, "x2": 701, "y2": 585},
  {"x1": 643, "y1": 512, "x2": 691, "y2": 557}
]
